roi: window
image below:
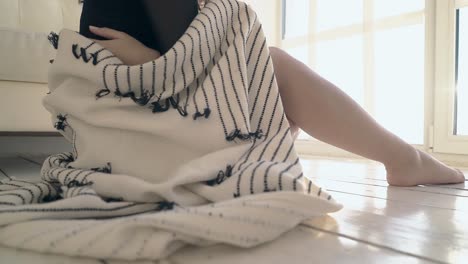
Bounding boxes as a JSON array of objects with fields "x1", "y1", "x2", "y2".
[
  {"x1": 456, "y1": 7, "x2": 468, "y2": 136},
  {"x1": 433, "y1": 0, "x2": 468, "y2": 154},
  {"x1": 276, "y1": 0, "x2": 468, "y2": 156}
]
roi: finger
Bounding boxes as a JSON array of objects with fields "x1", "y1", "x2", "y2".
[{"x1": 89, "y1": 26, "x2": 126, "y2": 40}]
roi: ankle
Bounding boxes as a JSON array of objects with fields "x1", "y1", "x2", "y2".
[{"x1": 383, "y1": 146, "x2": 420, "y2": 173}]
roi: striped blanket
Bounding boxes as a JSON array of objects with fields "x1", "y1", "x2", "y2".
[{"x1": 0, "y1": 0, "x2": 342, "y2": 261}]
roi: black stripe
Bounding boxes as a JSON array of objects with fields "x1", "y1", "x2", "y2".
[
  {"x1": 252, "y1": 74, "x2": 275, "y2": 134},
  {"x1": 249, "y1": 48, "x2": 270, "y2": 119},
  {"x1": 180, "y1": 40, "x2": 188, "y2": 91},
  {"x1": 282, "y1": 142, "x2": 295, "y2": 163},
  {"x1": 84, "y1": 41, "x2": 96, "y2": 50},
  {"x1": 232, "y1": 0, "x2": 248, "y2": 86},
  {"x1": 191, "y1": 20, "x2": 213, "y2": 110},
  {"x1": 127, "y1": 66, "x2": 132, "y2": 92},
  {"x1": 208, "y1": 74, "x2": 228, "y2": 137},
  {"x1": 234, "y1": 139, "x2": 258, "y2": 171},
  {"x1": 244, "y1": 2, "x2": 252, "y2": 31},
  {"x1": 249, "y1": 160, "x2": 266, "y2": 194},
  {"x1": 81, "y1": 171, "x2": 97, "y2": 184},
  {"x1": 235, "y1": 115, "x2": 286, "y2": 172},
  {"x1": 155, "y1": 55, "x2": 168, "y2": 103},
  {"x1": 212, "y1": 1, "x2": 229, "y2": 43},
  {"x1": 114, "y1": 65, "x2": 121, "y2": 94},
  {"x1": 186, "y1": 32, "x2": 201, "y2": 114},
  {"x1": 72, "y1": 128, "x2": 78, "y2": 159},
  {"x1": 152, "y1": 60, "x2": 156, "y2": 95},
  {"x1": 292, "y1": 172, "x2": 304, "y2": 191},
  {"x1": 204, "y1": 6, "x2": 225, "y2": 55},
  {"x1": 233, "y1": 162, "x2": 255, "y2": 198},
  {"x1": 140, "y1": 64, "x2": 144, "y2": 96},
  {"x1": 0, "y1": 203, "x2": 153, "y2": 214},
  {"x1": 172, "y1": 47, "x2": 178, "y2": 98},
  {"x1": 63, "y1": 169, "x2": 81, "y2": 185},
  {"x1": 0, "y1": 193, "x2": 25, "y2": 204},
  {"x1": 263, "y1": 162, "x2": 280, "y2": 192},
  {"x1": 225, "y1": 51, "x2": 249, "y2": 130},
  {"x1": 246, "y1": 21, "x2": 262, "y2": 65},
  {"x1": 0, "y1": 182, "x2": 21, "y2": 188},
  {"x1": 278, "y1": 158, "x2": 300, "y2": 191},
  {"x1": 217, "y1": 64, "x2": 239, "y2": 130},
  {"x1": 263, "y1": 91, "x2": 281, "y2": 138},
  {"x1": 257, "y1": 115, "x2": 286, "y2": 162}
]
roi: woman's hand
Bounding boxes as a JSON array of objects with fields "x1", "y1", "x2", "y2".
[{"x1": 89, "y1": 26, "x2": 161, "y2": 65}]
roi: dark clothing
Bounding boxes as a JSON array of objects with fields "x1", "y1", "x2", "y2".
[{"x1": 79, "y1": 0, "x2": 198, "y2": 53}]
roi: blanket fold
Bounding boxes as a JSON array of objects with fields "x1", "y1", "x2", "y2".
[{"x1": 0, "y1": 0, "x2": 342, "y2": 260}]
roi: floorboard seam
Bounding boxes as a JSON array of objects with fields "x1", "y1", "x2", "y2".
[
  {"x1": 312, "y1": 178, "x2": 468, "y2": 197},
  {"x1": 0, "y1": 168, "x2": 12, "y2": 180},
  {"x1": 17, "y1": 155, "x2": 43, "y2": 166},
  {"x1": 328, "y1": 190, "x2": 467, "y2": 212},
  {"x1": 301, "y1": 223, "x2": 446, "y2": 264}
]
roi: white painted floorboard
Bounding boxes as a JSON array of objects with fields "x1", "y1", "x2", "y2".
[{"x1": 0, "y1": 154, "x2": 466, "y2": 264}]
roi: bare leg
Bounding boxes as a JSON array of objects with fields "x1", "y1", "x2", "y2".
[{"x1": 269, "y1": 47, "x2": 465, "y2": 186}]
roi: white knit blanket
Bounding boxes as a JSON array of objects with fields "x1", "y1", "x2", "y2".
[{"x1": 0, "y1": 0, "x2": 342, "y2": 261}]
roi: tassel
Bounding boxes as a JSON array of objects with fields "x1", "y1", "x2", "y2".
[
  {"x1": 67, "y1": 180, "x2": 94, "y2": 189},
  {"x1": 90, "y1": 162, "x2": 112, "y2": 174},
  {"x1": 206, "y1": 165, "x2": 233, "y2": 186},
  {"x1": 54, "y1": 114, "x2": 68, "y2": 131},
  {"x1": 96, "y1": 89, "x2": 111, "y2": 99},
  {"x1": 193, "y1": 108, "x2": 211, "y2": 120},
  {"x1": 156, "y1": 201, "x2": 176, "y2": 211},
  {"x1": 47, "y1": 32, "x2": 59, "y2": 49}
]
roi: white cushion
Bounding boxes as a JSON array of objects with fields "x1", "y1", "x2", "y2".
[
  {"x1": 0, "y1": 0, "x2": 82, "y2": 83},
  {"x1": 0, "y1": 0, "x2": 82, "y2": 32},
  {"x1": 0, "y1": 28, "x2": 54, "y2": 83}
]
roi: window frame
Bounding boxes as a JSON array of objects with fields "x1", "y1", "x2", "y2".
[{"x1": 433, "y1": 0, "x2": 468, "y2": 154}]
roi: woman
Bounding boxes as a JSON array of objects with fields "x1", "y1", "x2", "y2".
[{"x1": 81, "y1": 0, "x2": 465, "y2": 187}]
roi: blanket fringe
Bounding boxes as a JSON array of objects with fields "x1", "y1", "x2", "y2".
[
  {"x1": 226, "y1": 129, "x2": 264, "y2": 142},
  {"x1": 72, "y1": 44, "x2": 98, "y2": 65},
  {"x1": 206, "y1": 165, "x2": 233, "y2": 186},
  {"x1": 193, "y1": 108, "x2": 211, "y2": 120},
  {"x1": 47, "y1": 32, "x2": 59, "y2": 49},
  {"x1": 90, "y1": 162, "x2": 112, "y2": 174},
  {"x1": 53, "y1": 114, "x2": 69, "y2": 131},
  {"x1": 151, "y1": 97, "x2": 189, "y2": 117}
]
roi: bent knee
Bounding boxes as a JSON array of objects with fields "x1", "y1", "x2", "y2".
[{"x1": 269, "y1": 46, "x2": 287, "y2": 87}]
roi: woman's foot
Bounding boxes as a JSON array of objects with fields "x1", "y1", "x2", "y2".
[{"x1": 385, "y1": 149, "x2": 466, "y2": 186}]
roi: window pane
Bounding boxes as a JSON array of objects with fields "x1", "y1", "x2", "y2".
[
  {"x1": 374, "y1": 0, "x2": 425, "y2": 19},
  {"x1": 456, "y1": 8, "x2": 468, "y2": 135},
  {"x1": 283, "y1": 0, "x2": 310, "y2": 39},
  {"x1": 374, "y1": 24, "x2": 425, "y2": 144},
  {"x1": 316, "y1": 36, "x2": 365, "y2": 106},
  {"x1": 316, "y1": 0, "x2": 363, "y2": 32},
  {"x1": 286, "y1": 45, "x2": 309, "y2": 66}
]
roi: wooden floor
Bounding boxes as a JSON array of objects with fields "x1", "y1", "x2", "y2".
[{"x1": 0, "y1": 154, "x2": 467, "y2": 264}]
